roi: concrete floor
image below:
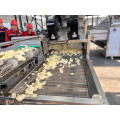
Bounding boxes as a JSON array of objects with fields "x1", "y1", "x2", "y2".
[{"x1": 90, "y1": 44, "x2": 120, "y2": 105}]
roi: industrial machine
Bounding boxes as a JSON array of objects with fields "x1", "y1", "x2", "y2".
[
  {"x1": 90, "y1": 15, "x2": 120, "y2": 58},
  {"x1": 46, "y1": 15, "x2": 84, "y2": 41},
  {"x1": 0, "y1": 16, "x2": 108, "y2": 105},
  {"x1": 0, "y1": 36, "x2": 108, "y2": 105},
  {"x1": 106, "y1": 20, "x2": 120, "y2": 57},
  {"x1": 0, "y1": 36, "x2": 43, "y2": 96},
  {"x1": 46, "y1": 15, "x2": 59, "y2": 40},
  {"x1": 67, "y1": 15, "x2": 79, "y2": 39}
]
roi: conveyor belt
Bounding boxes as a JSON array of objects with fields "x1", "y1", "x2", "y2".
[
  {"x1": 0, "y1": 27, "x2": 108, "y2": 104},
  {"x1": 0, "y1": 52, "x2": 108, "y2": 104},
  {"x1": 35, "y1": 62, "x2": 89, "y2": 98},
  {"x1": 9, "y1": 52, "x2": 89, "y2": 99},
  {"x1": 0, "y1": 43, "x2": 108, "y2": 104}
]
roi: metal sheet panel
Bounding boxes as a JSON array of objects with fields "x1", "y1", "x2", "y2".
[
  {"x1": 106, "y1": 27, "x2": 120, "y2": 57},
  {"x1": 90, "y1": 30, "x2": 108, "y2": 41}
]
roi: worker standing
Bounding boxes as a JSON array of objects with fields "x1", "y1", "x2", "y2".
[
  {"x1": 9, "y1": 19, "x2": 21, "y2": 40},
  {"x1": 22, "y1": 23, "x2": 35, "y2": 36},
  {"x1": 0, "y1": 18, "x2": 10, "y2": 48}
]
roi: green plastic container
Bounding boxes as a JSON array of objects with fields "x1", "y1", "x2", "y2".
[{"x1": 14, "y1": 45, "x2": 40, "y2": 50}]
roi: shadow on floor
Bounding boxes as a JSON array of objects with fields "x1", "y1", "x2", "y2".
[
  {"x1": 90, "y1": 49, "x2": 120, "y2": 67},
  {"x1": 105, "y1": 92, "x2": 120, "y2": 105}
]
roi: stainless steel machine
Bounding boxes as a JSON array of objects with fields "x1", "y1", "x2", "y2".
[
  {"x1": 0, "y1": 16, "x2": 108, "y2": 105},
  {"x1": 0, "y1": 36, "x2": 44, "y2": 95},
  {"x1": 0, "y1": 34, "x2": 108, "y2": 105},
  {"x1": 90, "y1": 15, "x2": 120, "y2": 58}
]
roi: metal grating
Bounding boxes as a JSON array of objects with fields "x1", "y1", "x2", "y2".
[{"x1": 34, "y1": 53, "x2": 89, "y2": 98}]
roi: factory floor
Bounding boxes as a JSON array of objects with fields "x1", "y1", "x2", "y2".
[{"x1": 90, "y1": 43, "x2": 120, "y2": 105}]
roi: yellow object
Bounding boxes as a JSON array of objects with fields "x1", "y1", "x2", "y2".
[
  {"x1": 70, "y1": 73, "x2": 74, "y2": 75},
  {"x1": 31, "y1": 73, "x2": 35, "y2": 76},
  {"x1": 59, "y1": 66, "x2": 64, "y2": 74},
  {"x1": 15, "y1": 55, "x2": 26, "y2": 61},
  {"x1": 41, "y1": 81, "x2": 46, "y2": 86},
  {"x1": 16, "y1": 94, "x2": 26, "y2": 102},
  {"x1": 46, "y1": 72, "x2": 53, "y2": 77},
  {"x1": 11, "y1": 93, "x2": 16, "y2": 98},
  {"x1": 0, "y1": 46, "x2": 35, "y2": 61},
  {"x1": 13, "y1": 46, "x2": 82, "y2": 102}
]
